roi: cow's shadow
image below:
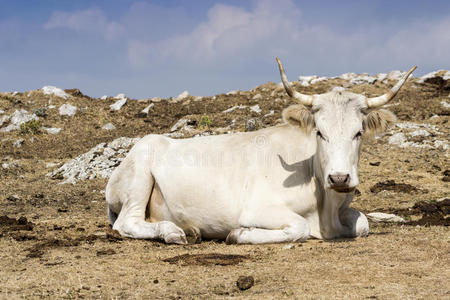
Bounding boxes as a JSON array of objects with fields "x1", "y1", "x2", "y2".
[{"x1": 277, "y1": 154, "x2": 314, "y2": 188}]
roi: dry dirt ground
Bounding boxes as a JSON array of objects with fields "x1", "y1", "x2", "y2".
[{"x1": 0, "y1": 75, "x2": 449, "y2": 299}]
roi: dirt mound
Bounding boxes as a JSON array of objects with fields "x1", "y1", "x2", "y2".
[
  {"x1": 0, "y1": 215, "x2": 34, "y2": 232},
  {"x1": 370, "y1": 180, "x2": 419, "y2": 193},
  {"x1": 406, "y1": 199, "x2": 450, "y2": 226},
  {"x1": 385, "y1": 199, "x2": 450, "y2": 226},
  {"x1": 162, "y1": 253, "x2": 248, "y2": 266}
]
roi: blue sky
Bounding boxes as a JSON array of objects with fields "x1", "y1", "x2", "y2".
[{"x1": 1, "y1": 0, "x2": 449, "y2": 98}]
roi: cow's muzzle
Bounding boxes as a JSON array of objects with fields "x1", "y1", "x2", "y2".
[{"x1": 328, "y1": 173, "x2": 355, "y2": 193}]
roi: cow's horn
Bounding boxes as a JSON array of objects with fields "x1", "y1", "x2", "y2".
[
  {"x1": 366, "y1": 66, "x2": 417, "y2": 108},
  {"x1": 276, "y1": 58, "x2": 314, "y2": 106}
]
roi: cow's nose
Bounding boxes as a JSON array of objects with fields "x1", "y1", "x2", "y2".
[{"x1": 328, "y1": 173, "x2": 350, "y2": 186}]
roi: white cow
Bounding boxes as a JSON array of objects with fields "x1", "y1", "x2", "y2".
[{"x1": 106, "y1": 59, "x2": 416, "y2": 244}]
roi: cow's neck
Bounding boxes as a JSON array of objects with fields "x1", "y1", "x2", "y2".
[{"x1": 312, "y1": 154, "x2": 354, "y2": 239}]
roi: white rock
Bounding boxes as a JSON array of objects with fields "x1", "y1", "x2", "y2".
[
  {"x1": 42, "y1": 127, "x2": 62, "y2": 134},
  {"x1": 310, "y1": 76, "x2": 328, "y2": 84},
  {"x1": 444, "y1": 71, "x2": 450, "y2": 80},
  {"x1": 387, "y1": 70, "x2": 406, "y2": 81},
  {"x1": 48, "y1": 105, "x2": 56, "y2": 109},
  {"x1": 339, "y1": 72, "x2": 357, "y2": 80},
  {"x1": 12, "y1": 91, "x2": 18, "y2": 96},
  {"x1": 350, "y1": 75, "x2": 377, "y2": 85},
  {"x1": 193, "y1": 96, "x2": 203, "y2": 101},
  {"x1": 59, "y1": 104, "x2": 77, "y2": 117},
  {"x1": 115, "y1": 93, "x2": 126, "y2": 100},
  {"x1": 283, "y1": 244, "x2": 296, "y2": 250},
  {"x1": 376, "y1": 73, "x2": 388, "y2": 82},
  {"x1": 0, "y1": 115, "x2": 10, "y2": 127},
  {"x1": 45, "y1": 162, "x2": 61, "y2": 168},
  {"x1": 226, "y1": 90, "x2": 239, "y2": 95},
  {"x1": 388, "y1": 133, "x2": 407, "y2": 145},
  {"x1": 298, "y1": 75, "x2": 317, "y2": 86},
  {"x1": 13, "y1": 139, "x2": 24, "y2": 148},
  {"x1": 170, "y1": 119, "x2": 189, "y2": 132},
  {"x1": 367, "y1": 212, "x2": 405, "y2": 223},
  {"x1": 47, "y1": 137, "x2": 140, "y2": 184},
  {"x1": 409, "y1": 129, "x2": 430, "y2": 137},
  {"x1": 0, "y1": 124, "x2": 18, "y2": 132},
  {"x1": 264, "y1": 110, "x2": 274, "y2": 118},
  {"x1": 110, "y1": 98, "x2": 127, "y2": 111},
  {"x1": 102, "y1": 123, "x2": 116, "y2": 130},
  {"x1": 0, "y1": 110, "x2": 4, "y2": 114},
  {"x1": 434, "y1": 140, "x2": 449, "y2": 151},
  {"x1": 151, "y1": 97, "x2": 162, "y2": 102},
  {"x1": 223, "y1": 105, "x2": 247, "y2": 113},
  {"x1": 42, "y1": 86, "x2": 69, "y2": 99},
  {"x1": 100, "y1": 95, "x2": 108, "y2": 100},
  {"x1": 141, "y1": 103, "x2": 154, "y2": 114},
  {"x1": 441, "y1": 101, "x2": 450, "y2": 109},
  {"x1": 250, "y1": 104, "x2": 262, "y2": 114},
  {"x1": 0, "y1": 109, "x2": 39, "y2": 132},
  {"x1": 174, "y1": 91, "x2": 189, "y2": 101},
  {"x1": 252, "y1": 94, "x2": 262, "y2": 100},
  {"x1": 11, "y1": 109, "x2": 39, "y2": 125}
]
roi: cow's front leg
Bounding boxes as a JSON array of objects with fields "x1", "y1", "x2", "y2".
[
  {"x1": 226, "y1": 207, "x2": 310, "y2": 244},
  {"x1": 339, "y1": 207, "x2": 369, "y2": 238}
]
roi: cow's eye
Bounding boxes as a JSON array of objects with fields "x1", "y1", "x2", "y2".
[
  {"x1": 317, "y1": 131, "x2": 326, "y2": 141},
  {"x1": 354, "y1": 131, "x2": 363, "y2": 140}
]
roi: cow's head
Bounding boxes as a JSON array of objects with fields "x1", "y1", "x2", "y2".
[{"x1": 277, "y1": 58, "x2": 416, "y2": 193}]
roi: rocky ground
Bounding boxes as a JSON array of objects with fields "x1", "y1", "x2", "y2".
[{"x1": 0, "y1": 70, "x2": 448, "y2": 299}]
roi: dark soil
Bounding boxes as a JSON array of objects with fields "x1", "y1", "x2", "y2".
[
  {"x1": 370, "y1": 180, "x2": 419, "y2": 193},
  {"x1": 387, "y1": 199, "x2": 450, "y2": 226},
  {"x1": 0, "y1": 215, "x2": 34, "y2": 232},
  {"x1": 162, "y1": 253, "x2": 248, "y2": 266}
]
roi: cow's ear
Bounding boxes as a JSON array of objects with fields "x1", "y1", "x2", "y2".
[
  {"x1": 363, "y1": 109, "x2": 396, "y2": 135},
  {"x1": 282, "y1": 104, "x2": 315, "y2": 133}
]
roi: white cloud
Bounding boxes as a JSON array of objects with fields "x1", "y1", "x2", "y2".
[
  {"x1": 128, "y1": 0, "x2": 302, "y2": 66},
  {"x1": 44, "y1": 8, "x2": 124, "y2": 41},
  {"x1": 126, "y1": 0, "x2": 450, "y2": 75}
]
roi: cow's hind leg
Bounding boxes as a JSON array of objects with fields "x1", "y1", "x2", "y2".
[
  {"x1": 108, "y1": 154, "x2": 187, "y2": 244},
  {"x1": 226, "y1": 206, "x2": 310, "y2": 244}
]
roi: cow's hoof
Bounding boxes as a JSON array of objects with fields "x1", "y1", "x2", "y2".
[
  {"x1": 184, "y1": 227, "x2": 202, "y2": 244},
  {"x1": 226, "y1": 228, "x2": 250, "y2": 244},
  {"x1": 225, "y1": 230, "x2": 239, "y2": 244},
  {"x1": 164, "y1": 232, "x2": 188, "y2": 244}
]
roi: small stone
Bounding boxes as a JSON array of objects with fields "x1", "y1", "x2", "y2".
[
  {"x1": 141, "y1": 103, "x2": 154, "y2": 114},
  {"x1": 102, "y1": 123, "x2": 116, "y2": 130},
  {"x1": 174, "y1": 91, "x2": 189, "y2": 101},
  {"x1": 250, "y1": 104, "x2": 262, "y2": 114},
  {"x1": 236, "y1": 276, "x2": 254, "y2": 291},
  {"x1": 283, "y1": 244, "x2": 295, "y2": 250},
  {"x1": 252, "y1": 94, "x2": 262, "y2": 100},
  {"x1": 367, "y1": 212, "x2": 405, "y2": 223},
  {"x1": 110, "y1": 98, "x2": 127, "y2": 111},
  {"x1": 59, "y1": 104, "x2": 77, "y2": 117},
  {"x1": 100, "y1": 95, "x2": 108, "y2": 100},
  {"x1": 42, "y1": 127, "x2": 61, "y2": 134},
  {"x1": 42, "y1": 86, "x2": 69, "y2": 99},
  {"x1": 13, "y1": 139, "x2": 24, "y2": 148},
  {"x1": 227, "y1": 90, "x2": 239, "y2": 95}
]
